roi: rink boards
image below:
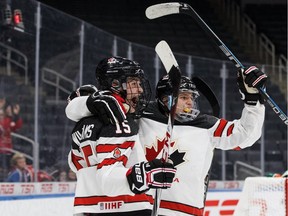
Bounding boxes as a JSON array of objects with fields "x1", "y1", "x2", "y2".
[{"x1": 0, "y1": 181, "x2": 243, "y2": 216}]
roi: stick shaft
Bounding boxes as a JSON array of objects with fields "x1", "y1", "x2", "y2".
[
  {"x1": 147, "y1": 2, "x2": 288, "y2": 126},
  {"x1": 152, "y1": 40, "x2": 181, "y2": 216},
  {"x1": 179, "y1": 3, "x2": 288, "y2": 125}
]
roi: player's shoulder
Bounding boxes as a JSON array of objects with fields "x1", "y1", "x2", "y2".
[
  {"x1": 172, "y1": 113, "x2": 218, "y2": 129},
  {"x1": 141, "y1": 101, "x2": 167, "y2": 123},
  {"x1": 143, "y1": 101, "x2": 159, "y2": 113},
  {"x1": 183, "y1": 114, "x2": 218, "y2": 128},
  {"x1": 125, "y1": 113, "x2": 140, "y2": 131}
]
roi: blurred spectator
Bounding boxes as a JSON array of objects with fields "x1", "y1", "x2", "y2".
[
  {"x1": 265, "y1": 172, "x2": 283, "y2": 177},
  {"x1": 26, "y1": 165, "x2": 53, "y2": 182},
  {"x1": 59, "y1": 170, "x2": 67, "y2": 182},
  {"x1": 57, "y1": 169, "x2": 76, "y2": 182},
  {"x1": 7, "y1": 152, "x2": 32, "y2": 182},
  {"x1": 0, "y1": 100, "x2": 23, "y2": 173},
  {"x1": 67, "y1": 168, "x2": 76, "y2": 181}
]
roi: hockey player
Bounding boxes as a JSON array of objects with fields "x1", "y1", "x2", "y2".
[
  {"x1": 67, "y1": 57, "x2": 176, "y2": 216},
  {"x1": 66, "y1": 66, "x2": 267, "y2": 216},
  {"x1": 137, "y1": 68, "x2": 266, "y2": 216}
]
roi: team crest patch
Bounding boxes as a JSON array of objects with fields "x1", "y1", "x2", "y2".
[
  {"x1": 113, "y1": 147, "x2": 121, "y2": 158},
  {"x1": 107, "y1": 57, "x2": 117, "y2": 64}
]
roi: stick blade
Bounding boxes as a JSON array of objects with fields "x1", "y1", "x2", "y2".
[
  {"x1": 155, "y1": 40, "x2": 179, "y2": 72},
  {"x1": 155, "y1": 40, "x2": 181, "y2": 113},
  {"x1": 145, "y1": 2, "x2": 181, "y2": 19},
  {"x1": 192, "y1": 76, "x2": 220, "y2": 118},
  {"x1": 155, "y1": 40, "x2": 181, "y2": 125}
]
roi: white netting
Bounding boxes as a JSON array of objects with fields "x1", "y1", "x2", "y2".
[{"x1": 234, "y1": 177, "x2": 288, "y2": 216}]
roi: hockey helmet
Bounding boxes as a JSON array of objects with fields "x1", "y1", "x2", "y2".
[
  {"x1": 156, "y1": 75, "x2": 200, "y2": 122},
  {"x1": 95, "y1": 56, "x2": 151, "y2": 117}
]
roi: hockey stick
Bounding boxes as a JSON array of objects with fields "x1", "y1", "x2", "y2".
[
  {"x1": 192, "y1": 76, "x2": 220, "y2": 118},
  {"x1": 146, "y1": 2, "x2": 288, "y2": 126},
  {"x1": 152, "y1": 40, "x2": 181, "y2": 216}
]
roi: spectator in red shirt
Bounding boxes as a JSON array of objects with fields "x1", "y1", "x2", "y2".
[
  {"x1": 0, "y1": 105, "x2": 23, "y2": 152},
  {"x1": 0, "y1": 98, "x2": 23, "y2": 175}
]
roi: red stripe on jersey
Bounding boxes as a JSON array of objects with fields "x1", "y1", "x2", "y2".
[
  {"x1": 220, "y1": 199, "x2": 238, "y2": 215},
  {"x1": 160, "y1": 200, "x2": 204, "y2": 216},
  {"x1": 220, "y1": 210, "x2": 235, "y2": 215},
  {"x1": 222, "y1": 199, "x2": 238, "y2": 206},
  {"x1": 214, "y1": 119, "x2": 228, "y2": 137},
  {"x1": 227, "y1": 124, "x2": 234, "y2": 136},
  {"x1": 74, "y1": 194, "x2": 153, "y2": 206},
  {"x1": 71, "y1": 152, "x2": 84, "y2": 171},
  {"x1": 205, "y1": 200, "x2": 220, "y2": 206},
  {"x1": 82, "y1": 145, "x2": 93, "y2": 167},
  {"x1": 96, "y1": 141, "x2": 135, "y2": 153},
  {"x1": 97, "y1": 155, "x2": 128, "y2": 169}
]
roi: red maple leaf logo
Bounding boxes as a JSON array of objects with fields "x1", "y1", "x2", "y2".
[
  {"x1": 145, "y1": 137, "x2": 175, "y2": 161},
  {"x1": 113, "y1": 147, "x2": 121, "y2": 158}
]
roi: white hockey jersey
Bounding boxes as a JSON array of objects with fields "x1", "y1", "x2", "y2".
[
  {"x1": 66, "y1": 96, "x2": 265, "y2": 216},
  {"x1": 67, "y1": 104, "x2": 153, "y2": 215},
  {"x1": 138, "y1": 102, "x2": 265, "y2": 216}
]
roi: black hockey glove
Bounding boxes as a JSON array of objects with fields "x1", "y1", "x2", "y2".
[
  {"x1": 126, "y1": 159, "x2": 176, "y2": 194},
  {"x1": 237, "y1": 66, "x2": 267, "y2": 105},
  {"x1": 67, "y1": 84, "x2": 98, "y2": 103},
  {"x1": 86, "y1": 90, "x2": 126, "y2": 125}
]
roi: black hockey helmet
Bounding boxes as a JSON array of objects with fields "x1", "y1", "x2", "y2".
[
  {"x1": 96, "y1": 57, "x2": 141, "y2": 91},
  {"x1": 156, "y1": 75, "x2": 200, "y2": 121},
  {"x1": 95, "y1": 56, "x2": 151, "y2": 117},
  {"x1": 67, "y1": 84, "x2": 97, "y2": 103}
]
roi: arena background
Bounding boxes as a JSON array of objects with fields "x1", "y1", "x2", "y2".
[{"x1": 0, "y1": 0, "x2": 287, "y2": 215}]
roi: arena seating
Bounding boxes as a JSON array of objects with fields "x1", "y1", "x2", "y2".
[
  {"x1": 244, "y1": 4, "x2": 287, "y2": 57},
  {"x1": 1, "y1": 0, "x2": 286, "y2": 181}
]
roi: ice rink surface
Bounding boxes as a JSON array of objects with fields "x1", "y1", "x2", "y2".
[{"x1": 0, "y1": 196, "x2": 74, "y2": 216}]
